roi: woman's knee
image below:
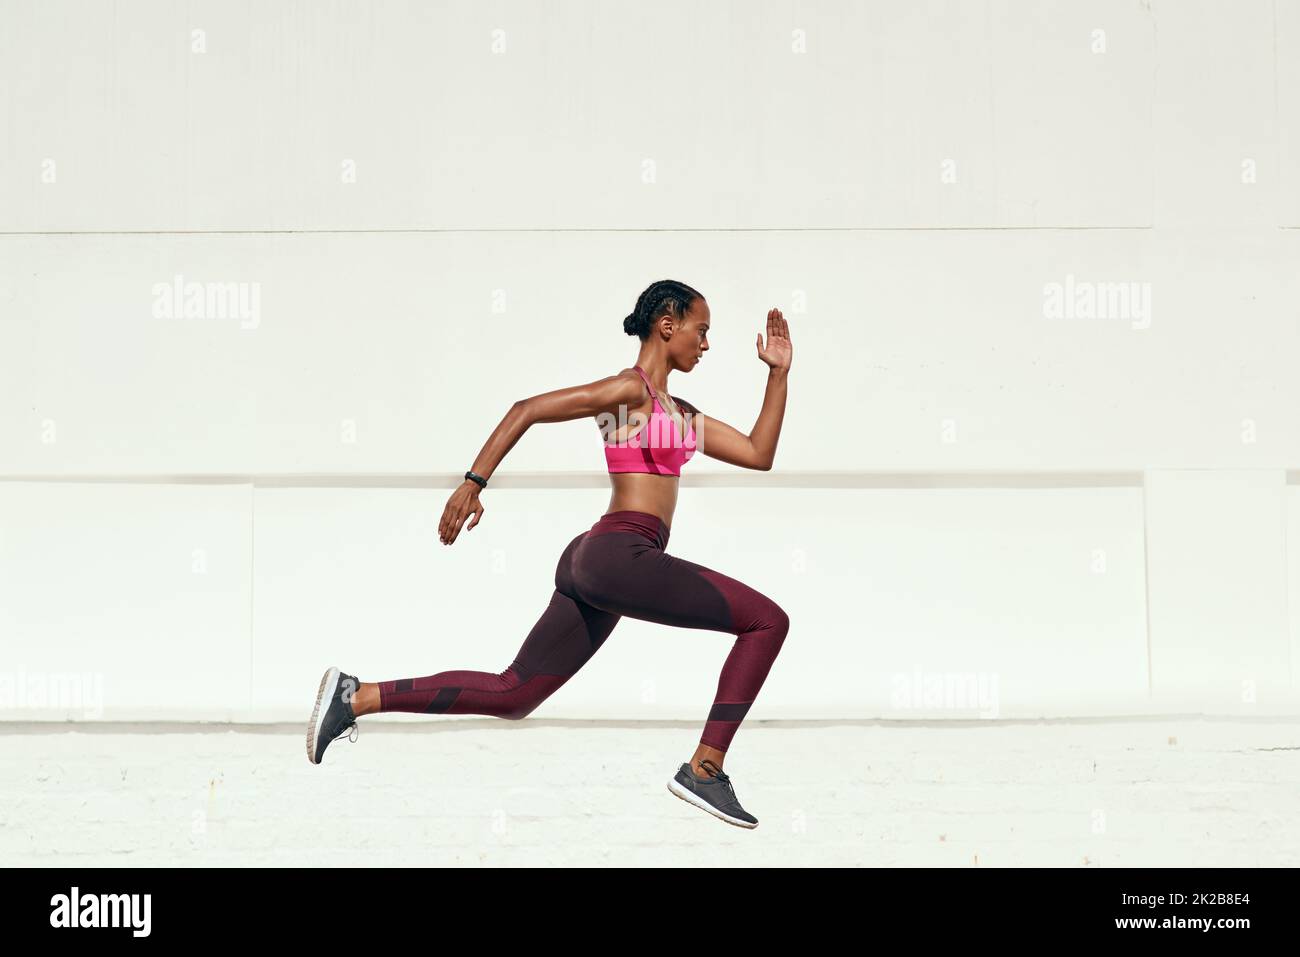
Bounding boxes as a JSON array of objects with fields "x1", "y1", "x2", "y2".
[
  {"x1": 762, "y1": 599, "x2": 790, "y2": 640},
  {"x1": 495, "y1": 669, "x2": 552, "y2": 721},
  {"x1": 735, "y1": 592, "x2": 789, "y2": 638},
  {"x1": 499, "y1": 684, "x2": 553, "y2": 721},
  {"x1": 502, "y1": 700, "x2": 538, "y2": 721}
]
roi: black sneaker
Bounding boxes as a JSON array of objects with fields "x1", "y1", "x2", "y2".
[
  {"x1": 307, "y1": 666, "x2": 360, "y2": 765},
  {"x1": 666, "y1": 759, "x2": 759, "y2": 828}
]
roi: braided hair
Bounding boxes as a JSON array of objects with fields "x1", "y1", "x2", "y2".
[{"x1": 623, "y1": 280, "x2": 703, "y2": 340}]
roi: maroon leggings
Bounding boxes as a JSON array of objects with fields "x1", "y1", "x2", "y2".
[{"x1": 376, "y1": 510, "x2": 789, "y2": 752}]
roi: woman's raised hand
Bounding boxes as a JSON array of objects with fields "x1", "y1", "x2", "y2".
[
  {"x1": 439, "y1": 480, "x2": 485, "y2": 545},
  {"x1": 756, "y1": 307, "x2": 792, "y2": 372}
]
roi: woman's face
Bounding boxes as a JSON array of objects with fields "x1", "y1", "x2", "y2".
[{"x1": 672, "y1": 297, "x2": 711, "y2": 372}]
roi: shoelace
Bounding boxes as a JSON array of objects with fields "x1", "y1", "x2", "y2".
[
  {"x1": 333, "y1": 691, "x2": 360, "y2": 744},
  {"x1": 697, "y1": 759, "x2": 735, "y2": 796},
  {"x1": 335, "y1": 683, "x2": 360, "y2": 744},
  {"x1": 333, "y1": 721, "x2": 359, "y2": 744}
]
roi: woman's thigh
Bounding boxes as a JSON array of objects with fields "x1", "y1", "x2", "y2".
[
  {"x1": 567, "y1": 531, "x2": 786, "y2": 637},
  {"x1": 508, "y1": 585, "x2": 622, "y2": 681}
]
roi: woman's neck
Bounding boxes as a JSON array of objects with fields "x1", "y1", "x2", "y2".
[{"x1": 635, "y1": 358, "x2": 670, "y2": 391}]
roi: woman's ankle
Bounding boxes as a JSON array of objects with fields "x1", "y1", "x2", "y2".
[
  {"x1": 688, "y1": 746, "x2": 726, "y2": 777},
  {"x1": 351, "y1": 682, "x2": 381, "y2": 717}
]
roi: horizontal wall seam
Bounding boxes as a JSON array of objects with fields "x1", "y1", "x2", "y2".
[
  {"x1": 0, "y1": 225, "x2": 1163, "y2": 237},
  {"x1": 6, "y1": 470, "x2": 1296, "y2": 488},
  {"x1": 0, "y1": 471, "x2": 1153, "y2": 489},
  {"x1": 2, "y1": 714, "x2": 1298, "y2": 734}
]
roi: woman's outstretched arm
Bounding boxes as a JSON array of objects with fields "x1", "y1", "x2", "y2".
[
  {"x1": 438, "y1": 371, "x2": 645, "y2": 545},
  {"x1": 677, "y1": 307, "x2": 792, "y2": 472}
]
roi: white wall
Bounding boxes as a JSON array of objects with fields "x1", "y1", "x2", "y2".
[{"x1": 2, "y1": 0, "x2": 1299, "y2": 720}]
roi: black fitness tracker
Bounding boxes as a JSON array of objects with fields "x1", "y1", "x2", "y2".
[{"x1": 464, "y1": 470, "x2": 488, "y2": 489}]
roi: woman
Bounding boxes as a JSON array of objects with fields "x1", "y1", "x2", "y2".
[{"x1": 307, "y1": 279, "x2": 792, "y2": 828}]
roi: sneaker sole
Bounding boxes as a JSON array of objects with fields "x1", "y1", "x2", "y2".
[
  {"x1": 306, "y1": 666, "x2": 340, "y2": 765},
  {"x1": 666, "y1": 778, "x2": 758, "y2": 829}
]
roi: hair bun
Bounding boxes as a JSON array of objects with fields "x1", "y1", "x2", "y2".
[{"x1": 622, "y1": 280, "x2": 702, "y2": 342}]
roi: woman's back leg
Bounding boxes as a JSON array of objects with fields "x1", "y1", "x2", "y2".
[
  {"x1": 374, "y1": 588, "x2": 620, "y2": 719},
  {"x1": 372, "y1": 531, "x2": 621, "y2": 719}
]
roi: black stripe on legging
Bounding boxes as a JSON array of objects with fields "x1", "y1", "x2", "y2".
[
  {"x1": 422, "y1": 687, "x2": 462, "y2": 714},
  {"x1": 707, "y1": 701, "x2": 752, "y2": 722}
]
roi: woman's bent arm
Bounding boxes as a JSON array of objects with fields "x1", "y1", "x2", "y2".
[
  {"x1": 685, "y1": 367, "x2": 788, "y2": 471},
  {"x1": 747, "y1": 366, "x2": 788, "y2": 470},
  {"x1": 464, "y1": 400, "x2": 532, "y2": 486},
  {"x1": 440, "y1": 372, "x2": 643, "y2": 545},
  {"x1": 466, "y1": 373, "x2": 645, "y2": 482}
]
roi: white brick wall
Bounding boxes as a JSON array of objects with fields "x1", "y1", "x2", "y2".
[{"x1": 3, "y1": 719, "x2": 1296, "y2": 866}]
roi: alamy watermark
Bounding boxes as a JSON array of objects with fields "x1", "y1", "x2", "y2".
[
  {"x1": 152, "y1": 273, "x2": 261, "y2": 329},
  {"x1": 1042, "y1": 273, "x2": 1151, "y2": 330},
  {"x1": 596, "y1": 404, "x2": 700, "y2": 452},
  {"x1": 0, "y1": 668, "x2": 104, "y2": 719},
  {"x1": 50, "y1": 887, "x2": 150, "y2": 937},
  {"x1": 890, "y1": 667, "x2": 1000, "y2": 718}
]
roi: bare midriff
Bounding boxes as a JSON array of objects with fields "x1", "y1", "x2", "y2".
[{"x1": 604, "y1": 472, "x2": 680, "y2": 531}]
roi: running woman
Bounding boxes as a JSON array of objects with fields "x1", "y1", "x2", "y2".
[{"x1": 308, "y1": 279, "x2": 792, "y2": 828}]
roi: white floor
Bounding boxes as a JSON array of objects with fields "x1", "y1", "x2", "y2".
[{"x1": 2, "y1": 718, "x2": 1296, "y2": 867}]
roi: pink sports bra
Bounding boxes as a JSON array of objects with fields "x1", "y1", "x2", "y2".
[{"x1": 603, "y1": 365, "x2": 697, "y2": 476}]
